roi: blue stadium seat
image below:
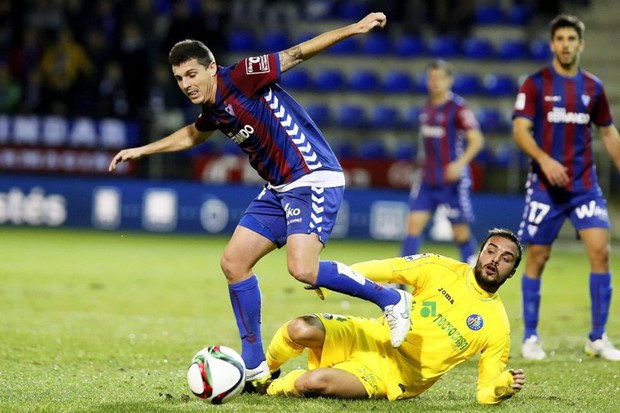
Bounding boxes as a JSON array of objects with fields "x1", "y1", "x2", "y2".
[
  {"x1": 338, "y1": 0, "x2": 371, "y2": 20},
  {"x1": 314, "y1": 68, "x2": 346, "y2": 91},
  {"x1": 476, "y1": 107, "x2": 508, "y2": 133},
  {"x1": 452, "y1": 73, "x2": 482, "y2": 95},
  {"x1": 429, "y1": 36, "x2": 460, "y2": 57},
  {"x1": 403, "y1": 106, "x2": 422, "y2": 129},
  {"x1": 227, "y1": 30, "x2": 256, "y2": 52},
  {"x1": 305, "y1": 103, "x2": 331, "y2": 128},
  {"x1": 483, "y1": 73, "x2": 518, "y2": 97},
  {"x1": 327, "y1": 37, "x2": 358, "y2": 54},
  {"x1": 462, "y1": 37, "x2": 495, "y2": 60},
  {"x1": 336, "y1": 104, "x2": 367, "y2": 129},
  {"x1": 530, "y1": 39, "x2": 552, "y2": 61},
  {"x1": 280, "y1": 68, "x2": 313, "y2": 90},
  {"x1": 497, "y1": 39, "x2": 530, "y2": 60},
  {"x1": 475, "y1": 5, "x2": 504, "y2": 25},
  {"x1": 260, "y1": 31, "x2": 289, "y2": 53},
  {"x1": 394, "y1": 140, "x2": 417, "y2": 161},
  {"x1": 359, "y1": 140, "x2": 388, "y2": 160},
  {"x1": 348, "y1": 69, "x2": 380, "y2": 92},
  {"x1": 382, "y1": 70, "x2": 415, "y2": 94},
  {"x1": 369, "y1": 104, "x2": 401, "y2": 129},
  {"x1": 360, "y1": 33, "x2": 391, "y2": 55},
  {"x1": 393, "y1": 35, "x2": 426, "y2": 57},
  {"x1": 222, "y1": 139, "x2": 243, "y2": 155},
  {"x1": 507, "y1": 3, "x2": 533, "y2": 26},
  {"x1": 332, "y1": 139, "x2": 357, "y2": 158}
]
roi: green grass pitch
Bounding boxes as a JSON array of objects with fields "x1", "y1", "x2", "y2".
[{"x1": 1, "y1": 226, "x2": 619, "y2": 412}]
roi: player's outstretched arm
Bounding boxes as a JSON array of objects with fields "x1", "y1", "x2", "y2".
[
  {"x1": 108, "y1": 124, "x2": 213, "y2": 171},
  {"x1": 278, "y1": 12, "x2": 387, "y2": 73}
]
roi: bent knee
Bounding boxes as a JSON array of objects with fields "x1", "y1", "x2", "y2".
[
  {"x1": 295, "y1": 370, "x2": 331, "y2": 395},
  {"x1": 287, "y1": 316, "x2": 324, "y2": 344}
]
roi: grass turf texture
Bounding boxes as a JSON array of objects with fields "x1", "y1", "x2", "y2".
[{"x1": 1, "y1": 226, "x2": 619, "y2": 413}]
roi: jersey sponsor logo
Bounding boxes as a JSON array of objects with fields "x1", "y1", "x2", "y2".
[
  {"x1": 546, "y1": 107, "x2": 590, "y2": 124},
  {"x1": 514, "y1": 93, "x2": 526, "y2": 110},
  {"x1": 466, "y1": 314, "x2": 484, "y2": 331},
  {"x1": 420, "y1": 301, "x2": 437, "y2": 317},
  {"x1": 227, "y1": 124, "x2": 255, "y2": 144},
  {"x1": 544, "y1": 95, "x2": 562, "y2": 102},
  {"x1": 245, "y1": 55, "x2": 270, "y2": 75},
  {"x1": 420, "y1": 124, "x2": 444, "y2": 138},
  {"x1": 432, "y1": 313, "x2": 469, "y2": 350},
  {"x1": 574, "y1": 200, "x2": 608, "y2": 220},
  {"x1": 438, "y1": 287, "x2": 455, "y2": 304},
  {"x1": 284, "y1": 202, "x2": 303, "y2": 224}
]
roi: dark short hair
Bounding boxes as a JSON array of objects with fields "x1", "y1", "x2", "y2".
[
  {"x1": 426, "y1": 59, "x2": 453, "y2": 77},
  {"x1": 479, "y1": 228, "x2": 523, "y2": 270},
  {"x1": 549, "y1": 14, "x2": 585, "y2": 40},
  {"x1": 168, "y1": 39, "x2": 214, "y2": 68}
]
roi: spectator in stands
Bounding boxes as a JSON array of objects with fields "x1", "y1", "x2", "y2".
[
  {"x1": 429, "y1": 0, "x2": 475, "y2": 38},
  {"x1": 514, "y1": 14, "x2": 620, "y2": 361},
  {"x1": 401, "y1": 60, "x2": 484, "y2": 269},
  {"x1": 38, "y1": 27, "x2": 94, "y2": 115},
  {"x1": 0, "y1": 63, "x2": 22, "y2": 114}
]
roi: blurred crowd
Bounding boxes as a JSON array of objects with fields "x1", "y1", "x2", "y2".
[
  {"x1": 0, "y1": 0, "x2": 584, "y2": 123},
  {"x1": 0, "y1": 0, "x2": 230, "y2": 120}
]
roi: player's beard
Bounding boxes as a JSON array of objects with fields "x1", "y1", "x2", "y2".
[{"x1": 473, "y1": 262, "x2": 506, "y2": 293}]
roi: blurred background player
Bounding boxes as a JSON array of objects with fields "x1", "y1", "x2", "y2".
[
  {"x1": 513, "y1": 14, "x2": 620, "y2": 361},
  {"x1": 401, "y1": 60, "x2": 484, "y2": 267},
  {"x1": 108, "y1": 12, "x2": 412, "y2": 388},
  {"x1": 261, "y1": 228, "x2": 525, "y2": 404}
]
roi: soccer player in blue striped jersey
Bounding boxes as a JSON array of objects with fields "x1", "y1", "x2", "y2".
[
  {"x1": 108, "y1": 12, "x2": 412, "y2": 386},
  {"x1": 512, "y1": 14, "x2": 620, "y2": 361},
  {"x1": 402, "y1": 60, "x2": 484, "y2": 267}
]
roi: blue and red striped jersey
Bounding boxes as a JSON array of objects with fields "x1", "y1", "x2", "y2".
[
  {"x1": 513, "y1": 66, "x2": 613, "y2": 191},
  {"x1": 419, "y1": 93, "x2": 480, "y2": 186},
  {"x1": 194, "y1": 53, "x2": 341, "y2": 186}
]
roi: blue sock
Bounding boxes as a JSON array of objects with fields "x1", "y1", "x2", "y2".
[
  {"x1": 401, "y1": 235, "x2": 422, "y2": 256},
  {"x1": 522, "y1": 275, "x2": 541, "y2": 340},
  {"x1": 315, "y1": 261, "x2": 400, "y2": 309},
  {"x1": 228, "y1": 275, "x2": 264, "y2": 370},
  {"x1": 458, "y1": 237, "x2": 477, "y2": 264},
  {"x1": 589, "y1": 272, "x2": 612, "y2": 341}
]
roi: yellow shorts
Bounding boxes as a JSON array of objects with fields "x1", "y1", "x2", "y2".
[{"x1": 310, "y1": 313, "x2": 402, "y2": 399}]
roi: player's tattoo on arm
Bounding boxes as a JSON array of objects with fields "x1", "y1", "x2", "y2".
[{"x1": 280, "y1": 46, "x2": 304, "y2": 72}]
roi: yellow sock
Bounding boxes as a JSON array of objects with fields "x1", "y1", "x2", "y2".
[
  {"x1": 266, "y1": 321, "x2": 304, "y2": 372},
  {"x1": 267, "y1": 369, "x2": 307, "y2": 397}
]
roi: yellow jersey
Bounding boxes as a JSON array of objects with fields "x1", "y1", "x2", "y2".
[{"x1": 350, "y1": 253, "x2": 517, "y2": 404}]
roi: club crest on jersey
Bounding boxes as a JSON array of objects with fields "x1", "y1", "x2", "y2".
[
  {"x1": 581, "y1": 94, "x2": 590, "y2": 106},
  {"x1": 245, "y1": 55, "x2": 270, "y2": 75},
  {"x1": 466, "y1": 314, "x2": 484, "y2": 331}
]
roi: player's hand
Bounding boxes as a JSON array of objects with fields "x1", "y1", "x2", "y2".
[
  {"x1": 444, "y1": 161, "x2": 464, "y2": 183},
  {"x1": 108, "y1": 147, "x2": 144, "y2": 172},
  {"x1": 539, "y1": 155, "x2": 569, "y2": 187},
  {"x1": 356, "y1": 12, "x2": 387, "y2": 33},
  {"x1": 509, "y1": 369, "x2": 525, "y2": 392}
]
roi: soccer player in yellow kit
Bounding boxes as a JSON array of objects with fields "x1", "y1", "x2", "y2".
[{"x1": 261, "y1": 228, "x2": 526, "y2": 404}]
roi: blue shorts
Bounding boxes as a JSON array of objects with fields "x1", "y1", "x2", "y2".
[
  {"x1": 239, "y1": 185, "x2": 344, "y2": 248},
  {"x1": 408, "y1": 182, "x2": 474, "y2": 224},
  {"x1": 517, "y1": 187, "x2": 610, "y2": 245}
]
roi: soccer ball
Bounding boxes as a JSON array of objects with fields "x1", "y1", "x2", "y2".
[{"x1": 186, "y1": 345, "x2": 246, "y2": 404}]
